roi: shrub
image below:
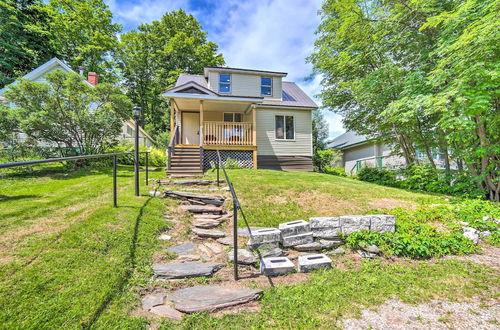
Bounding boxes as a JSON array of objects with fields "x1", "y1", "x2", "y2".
[
  {"x1": 105, "y1": 142, "x2": 167, "y2": 167},
  {"x1": 357, "y1": 167, "x2": 397, "y2": 186},
  {"x1": 324, "y1": 166, "x2": 346, "y2": 176},
  {"x1": 313, "y1": 149, "x2": 341, "y2": 173}
]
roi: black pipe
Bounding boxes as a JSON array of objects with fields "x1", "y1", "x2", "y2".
[
  {"x1": 134, "y1": 118, "x2": 140, "y2": 196},
  {"x1": 233, "y1": 200, "x2": 238, "y2": 281},
  {"x1": 113, "y1": 155, "x2": 117, "y2": 208},
  {"x1": 145, "y1": 152, "x2": 149, "y2": 185}
]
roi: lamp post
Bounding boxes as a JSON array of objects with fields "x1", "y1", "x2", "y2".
[{"x1": 132, "y1": 106, "x2": 141, "y2": 196}]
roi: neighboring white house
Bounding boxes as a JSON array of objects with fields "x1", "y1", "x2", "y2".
[
  {"x1": 330, "y1": 131, "x2": 451, "y2": 174},
  {"x1": 162, "y1": 66, "x2": 318, "y2": 174},
  {"x1": 0, "y1": 58, "x2": 154, "y2": 148}
]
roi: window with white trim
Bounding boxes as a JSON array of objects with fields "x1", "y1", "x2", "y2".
[
  {"x1": 219, "y1": 73, "x2": 231, "y2": 93},
  {"x1": 223, "y1": 112, "x2": 243, "y2": 122},
  {"x1": 275, "y1": 115, "x2": 294, "y2": 140},
  {"x1": 261, "y1": 77, "x2": 272, "y2": 96}
]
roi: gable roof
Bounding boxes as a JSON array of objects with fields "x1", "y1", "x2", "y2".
[
  {"x1": 329, "y1": 131, "x2": 371, "y2": 149},
  {"x1": 204, "y1": 66, "x2": 287, "y2": 77},
  {"x1": 0, "y1": 57, "x2": 92, "y2": 95},
  {"x1": 168, "y1": 74, "x2": 318, "y2": 109}
]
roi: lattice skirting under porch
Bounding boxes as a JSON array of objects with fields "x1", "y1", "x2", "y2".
[{"x1": 203, "y1": 150, "x2": 253, "y2": 170}]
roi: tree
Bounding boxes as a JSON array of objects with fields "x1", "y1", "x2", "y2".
[
  {"x1": 0, "y1": 0, "x2": 55, "y2": 88},
  {"x1": 4, "y1": 71, "x2": 131, "y2": 156},
  {"x1": 44, "y1": 0, "x2": 121, "y2": 81},
  {"x1": 118, "y1": 9, "x2": 225, "y2": 140},
  {"x1": 312, "y1": 109, "x2": 329, "y2": 153}
]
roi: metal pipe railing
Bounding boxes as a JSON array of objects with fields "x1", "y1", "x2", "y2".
[{"x1": 0, "y1": 151, "x2": 150, "y2": 207}]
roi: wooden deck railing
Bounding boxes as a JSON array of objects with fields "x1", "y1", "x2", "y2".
[{"x1": 203, "y1": 121, "x2": 254, "y2": 146}]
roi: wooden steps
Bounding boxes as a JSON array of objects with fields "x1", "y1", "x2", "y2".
[{"x1": 167, "y1": 145, "x2": 203, "y2": 176}]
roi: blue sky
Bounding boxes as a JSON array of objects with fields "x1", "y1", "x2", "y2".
[{"x1": 105, "y1": 0, "x2": 345, "y2": 139}]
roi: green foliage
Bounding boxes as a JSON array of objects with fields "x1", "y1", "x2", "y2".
[
  {"x1": 357, "y1": 167, "x2": 397, "y2": 186},
  {"x1": 310, "y1": 0, "x2": 500, "y2": 201},
  {"x1": 347, "y1": 222, "x2": 478, "y2": 259},
  {"x1": 312, "y1": 109, "x2": 329, "y2": 153},
  {"x1": 105, "y1": 142, "x2": 167, "y2": 167},
  {"x1": 324, "y1": 166, "x2": 346, "y2": 176},
  {"x1": 118, "y1": 9, "x2": 224, "y2": 136},
  {"x1": 5, "y1": 71, "x2": 131, "y2": 156},
  {"x1": 0, "y1": 0, "x2": 54, "y2": 88},
  {"x1": 313, "y1": 149, "x2": 341, "y2": 173}
]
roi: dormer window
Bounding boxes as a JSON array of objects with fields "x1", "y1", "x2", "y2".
[
  {"x1": 219, "y1": 73, "x2": 231, "y2": 93},
  {"x1": 261, "y1": 77, "x2": 272, "y2": 96}
]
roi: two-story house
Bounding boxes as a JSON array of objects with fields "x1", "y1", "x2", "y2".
[{"x1": 163, "y1": 67, "x2": 318, "y2": 175}]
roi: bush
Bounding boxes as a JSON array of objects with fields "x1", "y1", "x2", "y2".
[
  {"x1": 346, "y1": 221, "x2": 478, "y2": 259},
  {"x1": 357, "y1": 167, "x2": 398, "y2": 186},
  {"x1": 105, "y1": 142, "x2": 167, "y2": 167},
  {"x1": 324, "y1": 166, "x2": 346, "y2": 176},
  {"x1": 313, "y1": 149, "x2": 341, "y2": 173}
]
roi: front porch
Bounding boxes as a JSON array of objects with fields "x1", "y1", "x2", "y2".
[{"x1": 167, "y1": 98, "x2": 258, "y2": 174}]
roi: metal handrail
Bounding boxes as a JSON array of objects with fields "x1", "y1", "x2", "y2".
[
  {"x1": 167, "y1": 125, "x2": 180, "y2": 170},
  {"x1": 0, "y1": 151, "x2": 150, "y2": 207},
  {"x1": 216, "y1": 150, "x2": 257, "y2": 281}
]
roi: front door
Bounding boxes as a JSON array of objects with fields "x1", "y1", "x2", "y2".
[{"x1": 182, "y1": 112, "x2": 200, "y2": 145}]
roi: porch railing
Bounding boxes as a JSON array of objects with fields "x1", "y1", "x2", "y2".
[{"x1": 203, "y1": 121, "x2": 253, "y2": 146}]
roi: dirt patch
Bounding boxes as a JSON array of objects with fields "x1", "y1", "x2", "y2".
[
  {"x1": 342, "y1": 298, "x2": 499, "y2": 330},
  {"x1": 294, "y1": 191, "x2": 363, "y2": 215},
  {"x1": 443, "y1": 245, "x2": 500, "y2": 270},
  {"x1": 369, "y1": 198, "x2": 416, "y2": 210}
]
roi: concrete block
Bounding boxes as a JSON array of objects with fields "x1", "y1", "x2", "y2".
[
  {"x1": 279, "y1": 220, "x2": 311, "y2": 237},
  {"x1": 310, "y1": 217, "x2": 342, "y2": 239},
  {"x1": 340, "y1": 215, "x2": 371, "y2": 235},
  {"x1": 282, "y1": 232, "x2": 314, "y2": 247},
  {"x1": 293, "y1": 242, "x2": 324, "y2": 252},
  {"x1": 319, "y1": 239, "x2": 344, "y2": 248},
  {"x1": 247, "y1": 228, "x2": 281, "y2": 250},
  {"x1": 298, "y1": 254, "x2": 332, "y2": 273},
  {"x1": 369, "y1": 215, "x2": 396, "y2": 233},
  {"x1": 261, "y1": 257, "x2": 295, "y2": 276}
]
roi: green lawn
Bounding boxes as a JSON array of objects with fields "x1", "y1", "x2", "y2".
[{"x1": 0, "y1": 167, "x2": 497, "y2": 329}]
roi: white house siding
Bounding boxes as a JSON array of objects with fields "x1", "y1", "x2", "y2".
[
  {"x1": 207, "y1": 72, "x2": 282, "y2": 100},
  {"x1": 343, "y1": 142, "x2": 406, "y2": 174},
  {"x1": 202, "y1": 110, "x2": 251, "y2": 122},
  {"x1": 256, "y1": 107, "x2": 312, "y2": 156}
]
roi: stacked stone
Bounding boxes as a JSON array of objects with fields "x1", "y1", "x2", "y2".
[
  {"x1": 247, "y1": 228, "x2": 282, "y2": 251},
  {"x1": 310, "y1": 217, "x2": 344, "y2": 248},
  {"x1": 279, "y1": 220, "x2": 314, "y2": 247}
]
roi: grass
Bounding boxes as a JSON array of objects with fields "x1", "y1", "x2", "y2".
[
  {"x1": 0, "y1": 164, "x2": 168, "y2": 329},
  {"x1": 0, "y1": 166, "x2": 497, "y2": 328},
  {"x1": 208, "y1": 169, "x2": 449, "y2": 228}
]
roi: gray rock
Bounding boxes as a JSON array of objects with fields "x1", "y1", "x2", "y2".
[
  {"x1": 158, "y1": 234, "x2": 172, "y2": 241},
  {"x1": 298, "y1": 254, "x2": 332, "y2": 273},
  {"x1": 261, "y1": 257, "x2": 295, "y2": 276},
  {"x1": 457, "y1": 221, "x2": 469, "y2": 226},
  {"x1": 341, "y1": 215, "x2": 371, "y2": 235},
  {"x1": 260, "y1": 248, "x2": 284, "y2": 258},
  {"x1": 279, "y1": 220, "x2": 311, "y2": 237},
  {"x1": 463, "y1": 226, "x2": 479, "y2": 244},
  {"x1": 310, "y1": 217, "x2": 342, "y2": 239},
  {"x1": 228, "y1": 249, "x2": 257, "y2": 265},
  {"x1": 327, "y1": 247, "x2": 345, "y2": 256},
  {"x1": 216, "y1": 237, "x2": 234, "y2": 246},
  {"x1": 167, "y1": 243, "x2": 197, "y2": 255},
  {"x1": 177, "y1": 254, "x2": 201, "y2": 262},
  {"x1": 168, "y1": 286, "x2": 263, "y2": 313},
  {"x1": 369, "y1": 215, "x2": 396, "y2": 233},
  {"x1": 479, "y1": 230, "x2": 492, "y2": 238},
  {"x1": 192, "y1": 218, "x2": 222, "y2": 229},
  {"x1": 149, "y1": 190, "x2": 163, "y2": 197},
  {"x1": 293, "y1": 242, "x2": 324, "y2": 252},
  {"x1": 142, "y1": 293, "x2": 166, "y2": 311},
  {"x1": 362, "y1": 244, "x2": 380, "y2": 254},
  {"x1": 153, "y1": 262, "x2": 224, "y2": 279},
  {"x1": 247, "y1": 241, "x2": 280, "y2": 251},
  {"x1": 282, "y1": 232, "x2": 314, "y2": 247},
  {"x1": 192, "y1": 228, "x2": 226, "y2": 238},
  {"x1": 149, "y1": 305, "x2": 183, "y2": 321},
  {"x1": 319, "y1": 239, "x2": 344, "y2": 248},
  {"x1": 358, "y1": 250, "x2": 377, "y2": 258}
]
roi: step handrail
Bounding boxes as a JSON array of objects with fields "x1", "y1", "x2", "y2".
[{"x1": 167, "y1": 125, "x2": 180, "y2": 170}]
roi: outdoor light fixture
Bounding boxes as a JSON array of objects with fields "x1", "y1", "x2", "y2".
[{"x1": 133, "y1": 105, "x2": 141, "y2": 196}]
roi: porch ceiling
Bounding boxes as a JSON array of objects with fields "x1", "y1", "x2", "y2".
[{"x1": 174, "y1": 98, "x2": 252, "y2": 112}]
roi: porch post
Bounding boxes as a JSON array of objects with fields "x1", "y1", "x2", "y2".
[
  {"x1": 170, "y1": 99, "x2": 174, "y2": 133},
  {"x1": 252, "y1": 105, "x2": 257, "y2": 169},
  {"x1": 199, "y1": 100, "x2": 204, "y2": 146}
]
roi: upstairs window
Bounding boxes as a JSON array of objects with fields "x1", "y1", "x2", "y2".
[
  {"x1": 275, "y1": 115, "x2": 294, "y2": 140},
  {"x1": 219, "y1": 73, "x2": 231, "y2": 93},
  {"x1": 261, "y1": 77, "x2": 272, "y2": 96},
  {"x1": 223, "y1": 112, "x2": 243, "y2": 122}
]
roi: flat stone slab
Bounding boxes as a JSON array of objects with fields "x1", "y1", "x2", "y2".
[
  {"x1": 279, "y1": 220, "x2": 310, "y2": 237},
  {"x1": 158, "y1": 234, "x2": 172, "y2": 241},
  {"x1": 319, "y1": 239, "x2": 344, "y2": 248},
  {"x1": 298, "y1": 254, "x2": 332, "y2": 272},
  {"x1": 228, "y1": 249, "x2": 257, "y2": 265},
  {"x1": 180, "y1": 205, "x2": 223, "y2": 214},
  {"x1": 153, "y1": 262, "x2": 224, "y2": 279},
  {"x1": 149, "y1": 305, "x2": 183, "y2": 321},
  {"x1": 260, "y1": 248, "x2": 285, "y2": 258},
  {"x1": 261, "y1": 257, "x2": 295, "y2": 276},
  {"x1": 167, "y1": 243, "x2": 197, "y2": 255},
  {"x1": 293, "y1": 241, "x2": 324, "y2": 252},
  {"x1": 192, "y1": 228, "x2": 226, "y2": 238},
  {"x1": 282, "y1": 232, "x2": 314, "y2": 247},
  {"x1": 169, "y1": 286, "x2": 263, "y2": 313},
  {"x1": 142, "y1": 293, "x2": 166, "y2": 311},
  {"x1": 192, "y1": 218, "x2": 222, "y2": 229},
  {"x1": 194, "y1": 214, "x2": 222, "y2": 220},
  {"x1": 216, "y1": 237, "x2": 234, "y2": 246}
]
